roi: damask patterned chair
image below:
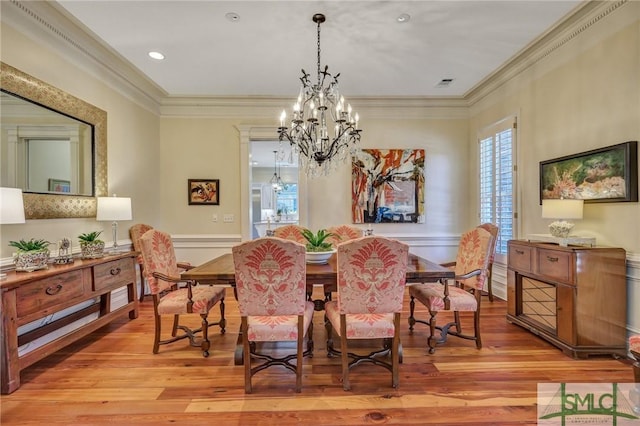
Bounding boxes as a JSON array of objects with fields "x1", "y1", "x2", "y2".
[
  {"x1": 477, "y1": 223, "x2": 499, "y2": 302},
  {"x1": 139, "y1": 229, "x2": 226, "y2": 357},
  {"x1": 325, "y1": 236, "x2": 409, "y2": 390},
  {"x1": 129, "y1": 223, "x2": 153, "y2": 302},
  {"x1": 408, "y1": 227, "x2": 494, "y2": 354},
  {"x1": 272, "y1": 224, "x2": 307, "y2": 244},
  {"x1": 326, "y1": 224, "x2": 363, "y2": 248},
  {"x1": 232, "y1": 237, "x2": 314, "y2": 393}
]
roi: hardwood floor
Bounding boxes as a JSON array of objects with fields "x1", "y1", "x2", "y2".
[{"x1": 1, "y1": 287, "x2": 634, "y2": 425}]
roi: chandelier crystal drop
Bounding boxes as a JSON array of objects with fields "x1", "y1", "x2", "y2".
[{"x1": 277, "y1": 13, "x2": 362, "y2": 178}]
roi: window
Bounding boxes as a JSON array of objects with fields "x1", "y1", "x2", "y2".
[{"x1": 478, "y1": 117, "x2": 517, "y2": 259}]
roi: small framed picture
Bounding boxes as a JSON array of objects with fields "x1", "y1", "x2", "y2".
[
  {"x1": 188, "y1": 179, "x2": 219, "y2": 205},
  {"x1": 48, "y1": 178, "x2": 71, "y2": 193}
]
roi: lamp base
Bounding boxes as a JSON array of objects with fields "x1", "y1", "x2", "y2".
[{"x1": 548, "y1": 220, "x2": 574, "y2": 238}]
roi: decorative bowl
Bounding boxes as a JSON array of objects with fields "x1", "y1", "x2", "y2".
[{"x1": 305, "y1": 249, "x2": 336, "y2": 264}]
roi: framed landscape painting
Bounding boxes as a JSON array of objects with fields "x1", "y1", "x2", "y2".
[
  {"x1": 539, "y1": 141, "x2": 637, "y2": 203},
  {"x1": 351, "y1": 149, "x2": 425, "y2": 223},
  {"x1": 188, "y1": 179, "x2": 219, "y2": 205}
]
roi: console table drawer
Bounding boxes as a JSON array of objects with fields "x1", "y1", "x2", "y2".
[
  {"x1": 508, "y1": 243, "x2": 533, "y2": 273},
  {"x1": 536, "y1": 249, "x2": 573, "y2": 284},
  {"x1": 16, "y1": 270, "x2": 85, "y2": 318},
  {"x1": 93, "y1": 257, "x2": 135, "y2": 292}
]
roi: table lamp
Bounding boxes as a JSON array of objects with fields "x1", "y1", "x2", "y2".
[
  {"x1": 1, "y1": 187, "x2": 26, "y2": 278},
  {"x1": 97, "y1": 195, "x2": 132, "y2": 251},
  {"x1": 542, "y1": 199, "x2": 583, "y2": 238}
]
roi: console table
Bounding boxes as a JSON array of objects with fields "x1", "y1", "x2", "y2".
[
  {"x1": 1, "y1": 252, "x2": 138, "y2": 394},
  {"x1": 506, "y1": 240, "x2": 627, "y2": 359}
]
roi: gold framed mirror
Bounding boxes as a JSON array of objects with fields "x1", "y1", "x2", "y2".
[{"x1": 0, "y1": 62, "x2": 107, "y2": 219}]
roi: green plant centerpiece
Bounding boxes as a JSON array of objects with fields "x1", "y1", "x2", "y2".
[
  {"x1": 9, "y1": 238, "x2": 51, "y2": 272},
  {"x1": 78, "y1": 231, "x2": 105, "y2": 259},
  {"x1": 301, "y1": 228, "x2": 336, "y2": 264}
]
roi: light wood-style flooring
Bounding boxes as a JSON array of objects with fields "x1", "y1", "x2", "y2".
[{"x1": 1, "y1": 287, "x2": 634, "y2": 425}]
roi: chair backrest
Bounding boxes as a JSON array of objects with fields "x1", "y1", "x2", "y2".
[
  {"x1": 336, "y1": 236, "x2": 409, "y2": 315},
  {"x1": 272, "y1": 224, "x2": 306, "y2": 244},
  {"x1": 130, "y1": 224, "x2": 154, "y2": 264},
  {"x1": 139, "y1": 229, "x2": 181, "y2": 295},
  {"x1": 326, "y1": 225, "x2": 363, "y2": 248},
  {"x1": 232, "y1": 237, "x2": 307, "y2": 317},
  {"x1": 477, "y1": 222, "x2": 499, "y2": 265},
  {"x1": 454, "y1": 227, "x2": 494, "y2": 291}
]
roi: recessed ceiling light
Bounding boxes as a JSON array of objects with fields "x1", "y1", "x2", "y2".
[
  {"x1": 397, "y1": 13, "x2": 410, "y2": 23},
  {"x1": 225, "y1": 12, "x2": 240, "y2": 22},
  {"x1": 148, "y1": 51, "x2": 165, "y2": 60}
]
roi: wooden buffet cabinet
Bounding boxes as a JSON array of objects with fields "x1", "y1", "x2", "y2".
[
  {"x1": 1, "y1": 252, "x2": 138, "y2": 394},
  {"x1": 507, "y1": 240, "x2": 627, "y2": 359}
]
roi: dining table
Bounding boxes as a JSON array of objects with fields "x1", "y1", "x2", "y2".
[{"x1": 181, "y1": 252, "x2": 455, "y2": 364}]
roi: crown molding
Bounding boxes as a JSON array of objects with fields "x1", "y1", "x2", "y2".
[
  {"x1": 2, "y1": 0, "x2": 630, "y2": 120},
  {"x1": 2, "y1": 0, "x2": 165, "y2": 114},
  {"x1": 465, "y1": 0, "x2": 630, "y2": 106}
]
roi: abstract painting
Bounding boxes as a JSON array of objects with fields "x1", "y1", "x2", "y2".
[{"x1": 352, "y1": 149, "x2": 425, "y2": 223}]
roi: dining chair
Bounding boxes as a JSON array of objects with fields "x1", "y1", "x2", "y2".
[
  {"x1": 408, "y1": 227, "x2": 493, "y2": 354},
  {"x1": 129, "y1": 223, "x2": 154, "y2": 302},
  {"x1": 631, "y1": 334, "x2": 640, "y2": 413},
  {"x1": 326, "y1": 224, "x2": 363, "y2": 248},
  {"x1": 477, "y1": 222, "x2": 499, "y2": 302},
  {"x1": 232, "y1": 237, "x2": 314, "y2": 393},
  {"x1": 139, "y1": 229, "x2": 226, "y2": 357},
  {"x1": 325, "y1": 236, "x2": 409, "y2": 390},
  {"x1": 272, "y1": 224, "x2": 307, "y2": 244}
]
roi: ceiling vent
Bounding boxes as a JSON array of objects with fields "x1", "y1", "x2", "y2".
[{"x1": 435, "y1": 78, "x2": 454, "y2": 88}]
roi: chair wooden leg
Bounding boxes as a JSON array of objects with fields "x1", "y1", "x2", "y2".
[
  {"x1": 474, "y1": 310, "x2": 482, "y2": 349},
  {"x1": 392, "y1": 313, "x2": 400, "y2": 388},
  {"x1": 340, "y1": 314, "x2": 350, "y2": 391},
  {"x1": 296, "y1": 316, "x2": 304, "y2": 393},
  {"x1": 153, "y1": 312, "x2": 161, "y2": 354},
  {"x1": 200, "y1": 313, "x2": 210, "y2": 357},
  {"x1": 241, "y1": 317, "x2": 252, "y2": 394},
  {"x1": 171, "y1": 315, "x2": 179, "y2": 337},
  {"x1": 428, "y1": 311, "x2": 438, "y2": 354},
  {"x1": 218, "y1": 298, "x2": 226, "y2": 334},
  {"x1": 454, "y1": 311, "x2": 462, "y2": 334},
  {"x1": 408, "y1": 295, "x2": 416, "y2": 332},
  {"x1": 138, "y1": 265, "x2": 146, "y2": 303}
]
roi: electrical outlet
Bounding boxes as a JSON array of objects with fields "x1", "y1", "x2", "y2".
[
  {"x1": 212, "y1": 214, "x2": 218, "y2": 222},
  {"x1": 223, "y1": 214, "x2": 234, "y2": 223}
]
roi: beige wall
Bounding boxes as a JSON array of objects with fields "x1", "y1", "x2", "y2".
[
  {"x1": 0, "y1": 24, "x2": 160, "y2": 257},
  {"x1": 468, "y1": 5, "x2": 640, "y2": 253}
]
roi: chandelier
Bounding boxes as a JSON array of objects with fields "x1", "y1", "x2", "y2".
[
  {"x1": 277, "y1": 13, "x2": 362, "y2": 177},
  {"x1": 269, "y1": 150, "x2": 286, "y2": 193}
]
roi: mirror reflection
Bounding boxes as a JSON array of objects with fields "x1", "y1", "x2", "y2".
[{"x1": 0, "y1": 90, "x2": 94, "y2": 196}]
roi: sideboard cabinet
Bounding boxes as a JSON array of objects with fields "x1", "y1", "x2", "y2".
[
  {"x1": 506, "y1": 240, "x2": 627, "y2": 359},
  {"x1": 1, "y1": 252, "x2": 138, "y2": 394}
]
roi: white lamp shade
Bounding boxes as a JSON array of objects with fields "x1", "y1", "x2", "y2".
[
  {"x1": 541, "y1": 199, "x2": 584, "y2": 220},
  {"x1": 0, "y1": 187, "x2": 26, "y2": 224},
  {"x1": 96, "y1": 196, "x2": 132, "y2": 221}
]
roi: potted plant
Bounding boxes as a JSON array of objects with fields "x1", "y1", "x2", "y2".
[
  {"x1": 301, "y1": 228, "x2": 337, "y2": 264},
  {"x1": 9, "y1": 238, "x2": 51, "y2": 272},
  {"x1": 78, "y1": 231, "x2": 105, "y2": 259}
]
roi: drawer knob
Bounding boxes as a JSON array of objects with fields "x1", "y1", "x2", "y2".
[
  {"x1": 515, "y1": 249, "x2": 524, "y2": 255},
  {"x1": 45, "y1": 284, "x2": 63, "y2": 295},
  {"x1": 546, "y1": 256, "x2": 559, "y2": 262},
  {"x1": 110, "y1": 267, "x2": 121, "y2": 276}
]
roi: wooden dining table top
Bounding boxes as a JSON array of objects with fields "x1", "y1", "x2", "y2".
[{"x1": 181, "y1": 252, "x2": 455, "y2": 287}]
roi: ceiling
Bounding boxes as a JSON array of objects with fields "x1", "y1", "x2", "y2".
[{"x1": 54, "y1": 0, "x2": 582, "y2": 99}]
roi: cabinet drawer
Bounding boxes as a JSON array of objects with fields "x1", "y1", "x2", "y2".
[
  {"x1": 93, "y1": 258, "x2": 135, "y2": 292},
  {"x1": 508, "y1": 243, "x2": 533, "y2": 273},
  {"x1": 16, "y1": 270, "x2": 86, "y2": 318},
  {"x1": 536, "y1": 249, "x2": 573, "y2": 284}
]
